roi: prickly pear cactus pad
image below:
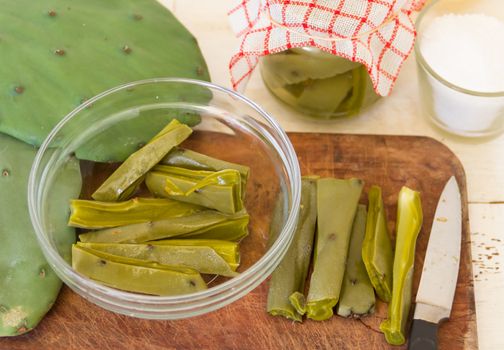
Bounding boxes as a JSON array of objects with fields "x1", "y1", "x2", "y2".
[
  {"x1": 0, "y1": 133, "x2": 82, "y2": 336},
  {"x1": 0, "y1": 0, "x2": 210, "y2": 161}
]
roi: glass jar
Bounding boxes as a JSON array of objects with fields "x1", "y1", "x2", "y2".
[
  {"x1": 415, "y1": 0, "x2": 504, "y2": 137},
  {"x1": 260, "y1": 47, "x2": 380, "y2": 119}
]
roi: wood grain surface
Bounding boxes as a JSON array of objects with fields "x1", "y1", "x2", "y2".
[{"x1": 0, "y1": 133, "x2": 477, "y2": 350}]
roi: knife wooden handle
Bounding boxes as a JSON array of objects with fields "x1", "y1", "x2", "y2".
[{"x1": 408, "y1": 319, "x2": 438, "y2": 350}]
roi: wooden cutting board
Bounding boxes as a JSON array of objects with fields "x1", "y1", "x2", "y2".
[{"x1": 0, "y1": 133, "x2": 477, "y2": 350}]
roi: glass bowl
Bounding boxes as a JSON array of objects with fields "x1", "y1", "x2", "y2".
[
  {"x1": 415, "y1": 0, "x2": 504, "y2": 137},
  {"x1": 28, "y1": 78, "x2": 301, "y2": 319}
]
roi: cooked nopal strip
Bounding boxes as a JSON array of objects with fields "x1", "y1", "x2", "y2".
[
  {"x1": 72, "y1": 245, "x2": 207, "y2": 296},
  {"x1": 77, "y1": 242, "x2": 238, "y2": 277},
  {"x1": 362, "y1": 185, "x2": 394, "y2": 302},
  {"x1": 380, "y1": 187, "x2": 423, "y2": 345},
  {"x1": 146, "y1": 165, "x2": 243, "y2": 214},
  {"x1": 161, "y1": 147, "x2": 250, "y2": 194},
  {"x1": 337, "y1": 205, "x2": 376, "y2": 317},
  {"x1": 306, "y1": 178, "x2": 363, "y2": 321},
  {"x1": 151, "y1": 239, "x2": 240, "y2": 270},
  {"x1": 92, "y1": 119, "x2": 192, "y2": 202},
  {"x1": 69, "y1": 197, "x2": 203, "y2": 229},
  {"x1": 79, "y1": 210, "x2": 249, "y2": 243},
  {"x1": 267, "y1": 177, "x2": 317, "y2": 321}
]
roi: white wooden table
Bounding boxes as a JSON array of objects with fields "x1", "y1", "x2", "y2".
[{"x1": 162, "y1": 1, "x2": 503, "y2": 348}]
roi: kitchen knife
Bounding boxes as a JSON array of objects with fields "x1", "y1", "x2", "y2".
[{"x1": 408, "y1": 176, "x2": 462, "y2": 350}]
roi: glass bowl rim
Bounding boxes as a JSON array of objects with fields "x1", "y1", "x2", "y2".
[
  {"x1": 27, "y1": 77, "x2": 301, "y2": 305},
  {"x1": 414, "y1": 0, "x2": 504, "y2": 97}
]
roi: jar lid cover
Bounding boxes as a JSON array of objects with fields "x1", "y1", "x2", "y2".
[{"x1": 228, "y1": 0, "x2": 425, "y2": 96}]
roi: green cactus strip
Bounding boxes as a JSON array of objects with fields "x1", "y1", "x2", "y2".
[
  {"x1": 380, "y1": 187, "x2": 423, "y2": 345},
  {"x1": 161, "y1": 147, "x2": 250, "y2": 195},
  {"x1": 260, "y1": 50, "x2": 360, "y2": 86},
  {"x1": 69, "y1": 197, "x2": 204, "y2": 229},
  {"x1": 267, "y1": 177, "x2": 317, "y2": 322},
  {"x1": 171, "y1": 212, "x2": 249, "y2": 242},
  {"x1": 72, "y1": 245, "x2": 207, "y2": 296},
  {"x1": 295, "y1": 74, "x2": 354, "y2": 114},
  {"x1": 362, "y1": 185, "x2": 394, "y2": 302},
  {"x1": 76, "y1": 242, "x2": 238, "y2": 277},
  {"x1": 0, "y1": 134, "x2": 81, "y2": 336},
  {"x1": 150, "y1": 239, "x2": 240, "y2": 270},
  {"x1": 162, "y1": 147, "x2": 250, "y2": 183},
  {"x1": 78, "y1": 210, "x2": 249, "y2": 244},
  {"x1": 0, "y1": 0, "x2": 210, "y2": 162},
  {"x1": 92, "y1": 119, "x2": 192, "y2": 202},
  {"x1": 146, "y1": 165, "x2": 243, "y2": 214},
  {"x1": 337, "y1": 205, "x2": 376, "y2": 317},
  {"x1": 306, "y1": 178, "x2": 363, "y2": 321}
]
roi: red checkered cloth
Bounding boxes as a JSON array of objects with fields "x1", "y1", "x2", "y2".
[{"x1": 228, "y1": 0, "x2": 426, "y2": 96}]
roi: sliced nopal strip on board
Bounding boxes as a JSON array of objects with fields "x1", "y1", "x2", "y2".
[
  {"x1": 306, "y1": 178, "x2": 363, "y2": 321},
  {"x1": 267, "y1": 177, "x2": 317, "y2": 321}
]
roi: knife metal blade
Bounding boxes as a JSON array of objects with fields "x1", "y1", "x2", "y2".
[{"x1": 408, "y1": 176, "x2": 462, "y2": 350}]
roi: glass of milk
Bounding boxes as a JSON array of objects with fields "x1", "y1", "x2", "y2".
[{"x1": 415, "y1": 0, "x2": 504, "y2": 137}]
